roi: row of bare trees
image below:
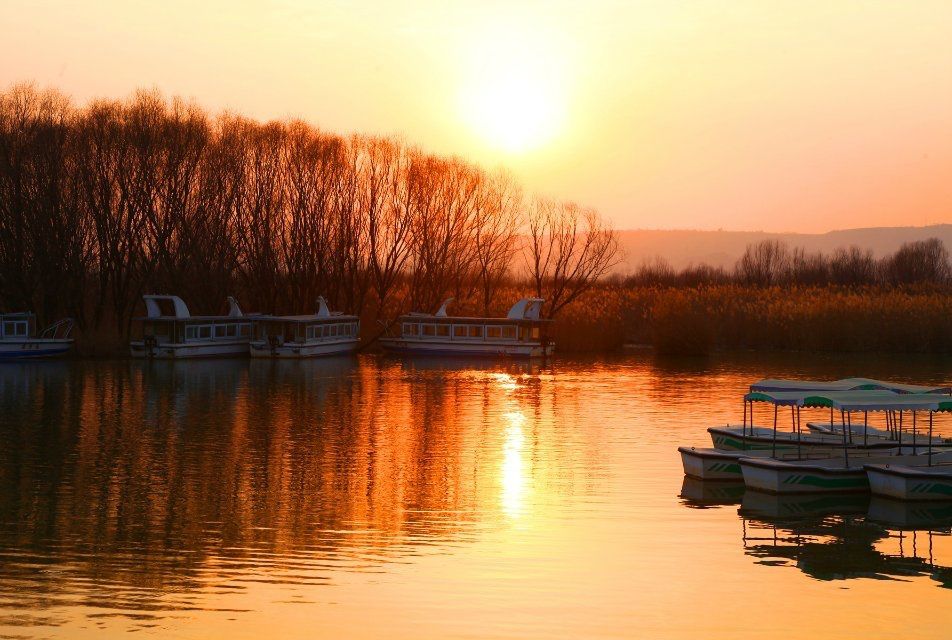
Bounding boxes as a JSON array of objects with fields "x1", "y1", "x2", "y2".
[
  {"x1": 0, "y1": 84, "x2": 618, "y2": 341},
  {"x1": 626, "y1": 238, "x2": 951, "y2": 288}
]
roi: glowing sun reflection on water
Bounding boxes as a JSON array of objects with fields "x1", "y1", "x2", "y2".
[{"x1": 501, "y1": 411, "x2": 528, "y2": 519}]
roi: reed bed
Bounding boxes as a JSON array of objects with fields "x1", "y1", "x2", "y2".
[{"x1": 536, "y1": 284, "x2": 952, "y2": 355}]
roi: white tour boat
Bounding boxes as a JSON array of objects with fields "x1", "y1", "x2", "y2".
[
  {"x1": 250, "y1": 297, "x2": 359, "y2": 358},
  {"x1": 379, "y1": 298, "x2": 553, "y2": 358},
  {"x1": 130, "y1": 295, "x2": 253, "y2": 359},
  {"x1": 0, "y1": 312, "x2": 74, "y2": 360}
]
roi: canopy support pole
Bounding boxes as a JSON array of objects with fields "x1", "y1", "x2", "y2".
[
  {"x1": 796, "y1": 405, "x2": 802, "y2": 461},
  {"x1": 863, "y1": 410, "x2": 868, "y2": 448},
  {"x1": 743, "y1": 399, "x2": 748, "y2": 438},
  {"x1": 899, "y1": 411, "x2": 904, "y2": 446},
  {"x1": 772, "y1": 404, "x2": 778, "y2": 458},
  {"x1": 841, "y1": 409, "x2": 849, "y2": 467},
  {"x1": 913, "y1": 411, "x2": 918, "y2": 454},
  {"x1": 929, "y1": 412, "x2": 934, "y2": 466}
]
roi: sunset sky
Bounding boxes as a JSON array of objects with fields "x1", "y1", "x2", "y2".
[{"x1": 2, "y1": 0, "x2": 951, "y2": 232}]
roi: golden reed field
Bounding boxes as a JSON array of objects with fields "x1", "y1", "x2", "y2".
[{"x1": 541, "y1": 284, "x2": 952, "y2": 355}]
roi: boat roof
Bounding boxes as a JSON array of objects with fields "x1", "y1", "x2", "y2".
[
  {"x1": 744, "y1": 391, "x2": 813, "y2": 406},
  {"x1": 259, "y1": 314, "x2": 358, "y2": 323},
  {"x1": 750, "y1": 377, "x2": 952, "y2": 395},
  {"x1": 400, "y1": 315, "x2": 551, "y2": 324},
  {"x1": 0, "y1": 311, "x2": 33, "y2": 319},
  {"x1": 402, "y1": 297, "x2": 551, "y2": 323},
  {"x1": 800, "y1": 392, "x2": 952, "y2": 412},
  {"x1": 136, "y1": 294, "x2": 252, "y2": 320},
  {"x1": 746, "y1": 389, "x2": 952, "y2": 412}
]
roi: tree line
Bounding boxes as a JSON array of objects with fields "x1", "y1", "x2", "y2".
[
  {"x1": 623, "y1": 238, "x2": 951, "y2": 288},
  {"x1": 0, "y1": 83, "x2": 618, "y2": 342}
]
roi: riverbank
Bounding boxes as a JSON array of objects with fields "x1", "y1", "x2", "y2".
[{"x1": 56, "y1": 283, "x2": 952, "y2": 357}]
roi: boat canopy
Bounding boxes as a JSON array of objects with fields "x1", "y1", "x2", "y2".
[
  {"x1": 799, "y1": 392, "x2": 952, "y2": 412},
  {"x1": 745, "y1": 390, "x2": 952, "y2": 412},
  {"x1": 144, "y1": 295, "x2": 191, "y2": 319},
  {"x1": 507, "y1": 298, "x2": 544, "y2": 320},
  {"x1": 744, "y1": 391, "x2": 813, "y2": 406},
  {"x1": 140, "y1": 295, "x2": 245, "y2": 320},
  {"x1": 750, "y1": 377, "x2": 951, "y2": 395},
  {"x1": 403, "y1": 297, "x2": 549, "y2": 322}
]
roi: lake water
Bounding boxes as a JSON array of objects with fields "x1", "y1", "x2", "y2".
[{"x1": 1, "y1": 353, "x2": 951, "y2": 639}]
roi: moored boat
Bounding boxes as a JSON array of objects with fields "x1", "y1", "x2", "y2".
[
  {"x1": 710, "y1": 390, "x2": 950, "y2": 452},
  {"x1": 249, "y1": 297, "x2": 359, "y2": 358},
  {"x1": 680, "y1": 446, "x2": 753, "y2": 480},
  {"x1": 379, "y1": 298, "x2": 553, "y2": 358},
  {"x1": 739, "y1": 392, "x2": 952, "y2": 494},
  {"x1": 865, "y1": 457, "x2": 952, "y2": 501},
  {"x1": 130, "y1": 295, "x2": 253, "y2": 359},
  {"x1": 0, "y1": 312, "x2": 74, "y2": 360}
]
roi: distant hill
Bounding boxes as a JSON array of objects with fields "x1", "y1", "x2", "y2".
[{"x1": 613, "y1": 224, "x2": 952, "y2": 273}]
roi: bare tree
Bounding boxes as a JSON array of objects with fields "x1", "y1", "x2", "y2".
[
  {"x1": 884, "y1": 238, "x2": 950, "y2": 285},
  {"x1": 472, "y1": 169, "x2": 521, "y2": 315},
  {"x1": 829, "y1": 246, "x2": 876, "y2": 286},
  {"x1": 525, "y1": 198, "x2": 619, "y2": 317},
  {"x1": 735, "y1": 240, "x2": 789, "y2": 286}
]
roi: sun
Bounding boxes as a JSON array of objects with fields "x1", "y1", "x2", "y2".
[{"x1": 459, "y1": 24, "x2": 568, "y2": 154}]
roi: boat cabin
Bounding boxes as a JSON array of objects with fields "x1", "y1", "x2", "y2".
[
  {"x1": 250, "y1": 297, "x2": 359, "y2": 358},
  {"x1": 0, "y1": 312, "x2": 34, "y2": 340},
  {"x1": 381, "y1": 297, "x2": 553, "y2": 358},
  {"x1": 131, "y1": 295, "x2": 253, "y2": 358},
  {"x1": 0, "y1": 311, "x2": 74, "y2": 359}
]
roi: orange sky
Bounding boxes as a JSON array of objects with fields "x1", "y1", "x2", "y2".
[{"x1": 2, "y1": 0, "x2": 951, "y2": 232}]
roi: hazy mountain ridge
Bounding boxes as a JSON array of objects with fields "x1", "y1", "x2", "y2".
[{"x1": 614, "y1": 224, "x2": 952, "y2": 272}]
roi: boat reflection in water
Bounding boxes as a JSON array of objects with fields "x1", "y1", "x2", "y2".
[
  {"x1": 737, "y1": 489, "x2": 952, "y2": 589},
  {"x1": 679, "y1": 474, "x2": 952, "y2": 591}
]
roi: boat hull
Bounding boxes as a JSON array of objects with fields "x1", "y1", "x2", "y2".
[
  {"x1": 709, "y1": 426, "x2": 911, "y2": 452},
  {"x1": 679, "y1": 446, "x2": 769, "y2": 480},
  {"x1": 130, "y1": 340, "x2": 249, "y2": 359},
  {"x1": 0, "y1": 339, "x2": 72, "y2": 360},
  {"x1": 739, "y1": 457, "x2": 871, "y2": 494},
  {"x1": 249, "y1": 339, "x2": 358, "y2": 358},
  {"x1": 866, "y1": 464, "x2": 952, "y2": 501},
  {"x1": 379, "y1": 338, "x2": 552, "y2": 358}
]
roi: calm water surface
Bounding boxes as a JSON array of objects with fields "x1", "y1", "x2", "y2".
[{"x1": 1, "y1": 353, "x2": 951, "y2": 639}]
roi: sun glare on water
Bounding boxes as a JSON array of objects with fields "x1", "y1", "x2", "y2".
[{"x1": 459, "y1": 24, "x2": 568, "y2": 154}]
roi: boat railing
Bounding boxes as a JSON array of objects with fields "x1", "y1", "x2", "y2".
[{"x1": 39, "y1": 318, "x2": 74, "y2": 340}]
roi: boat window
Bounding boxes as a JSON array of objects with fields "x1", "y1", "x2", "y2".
[
  {"x1": 185, "y1": 326, "x2": 198, "y2": 340},
  {"x1": 453, "y1": 325, "x2": 466, "y2": 338},
  {"x1": 501, "y1": 325, "x2": 516, "y2": 339},
  {"x1": 3, "y1": 321, "x2": 27, "y2": 337},
  {"x1": 435, "y1": 325, "x2": 450, "y2": 337},
  {"x1": 403, "y1": 323, "x2": 419, "y2": 337},
  {"x1": 227, "y1": 324, "x2": 237, "y2": 337},
  {"x1": 215, "y1": 325, "x2": 228, "y2": 338},
  {"x1": 486, "y1": 326, "x2": 502, "y2": 339},
  {"x1": 330, "y1": 325, "x2": 338, "y2": 337},
  {"x1": 422, "y1": 324, "x2": 435, "y2": 336},
  {"x1": 307, "y1": 326, "x2": 316, "y2": 340},
  {"x1": 239, "y1": 324, "x2": 250, "y2": 337},
  {"x1": 531, "y1": 327, "x2": 540, "y2": 339},
  {"x1": 468, "y1": 325, "x2": 483, "y2": 338},
  {"x1": 199, "y1": 326, "x2": 212, "y2": 339}
]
